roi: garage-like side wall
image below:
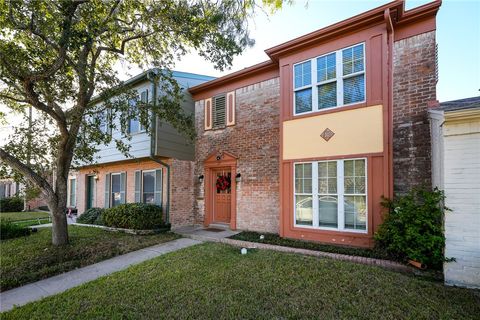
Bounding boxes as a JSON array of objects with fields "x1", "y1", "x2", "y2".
[
  {"x1": 194, "y1": 78, "x2": 280, "y2": 232},
  {"x1": 443, "y1": 115, "x2": 480, "y2": 289}
]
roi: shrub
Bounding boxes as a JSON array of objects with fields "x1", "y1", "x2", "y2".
[
  {"x1": 0, "y1": 197, "x2": 24, "y2": 212},
  {"x1": 103, "y1": 203, "x2": 165, "y2": 230},
  {"x1": 1, "y1": 220, "x2": 31, "y2": 240},
  {"x1": 77, "y1": 208, "x2": 105, "y2": 225},
  {"x1": 374, "y1": 187, "x2": 450, "y2": 269}
]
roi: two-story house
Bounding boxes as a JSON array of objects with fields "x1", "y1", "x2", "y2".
[
  {"x1": 189, "y1": 0, "x2": 440, "y2": 247},
  {"x1": 68, "y1": 70, "x2": 214, "y2": 226}
]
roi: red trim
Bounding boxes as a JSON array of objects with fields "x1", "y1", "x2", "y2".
[{"x1": 189, "y1": 61, "x2": 279, "y2": 100}]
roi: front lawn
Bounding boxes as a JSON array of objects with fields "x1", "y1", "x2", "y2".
[
  {"x1": 3, "y1": 243, "x2": 479, "y2": 319},
  {"x1": 0, "y1": 211, "x2": 50, "y2": 222},
  {"x1": 0, "y1": 226, "x2": 179, "y2": 291}
]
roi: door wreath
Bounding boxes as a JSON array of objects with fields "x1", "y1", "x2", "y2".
[{"x1": 216, "y1": 175, "x2": 231, "y2": 191}]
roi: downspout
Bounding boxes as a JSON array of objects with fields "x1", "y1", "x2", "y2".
[{"x1": 147, "y1": 69, "x2": 171, "y2": 224}]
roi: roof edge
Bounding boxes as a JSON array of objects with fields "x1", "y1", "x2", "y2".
[
  {"x1": 265, "y1": 0, "x2": 441, "y2": 61},
  {"x1": 188, "y1": 60, "x2": 277, "y2": 95}
]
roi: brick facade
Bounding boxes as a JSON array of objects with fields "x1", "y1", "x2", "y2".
[
  {"x1": 169, "y1": 159, "x2": 195, "y2": 227},
  {"x1": 393, "y1": 31, "x2": 437, "y2": 195},
  {"x1": 76, "y1": 158, "x2": 194, "y2": 227},
  {"x1": 194, "y1": 78, "x2": 280, "y2": 233}
]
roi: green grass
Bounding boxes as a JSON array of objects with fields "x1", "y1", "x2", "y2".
[
  {"x1": 230, "y1": 231, "x2": 393, "y2": 260},
  {"x1": 0, "y1": 211, "x2": 50, "y2": 222},
  {"x1": 2, "y1": 243, "x2": 478, "y2": 319},
  {"x1": 0, "y1": 226, "x2": 180, "y2": 291}
]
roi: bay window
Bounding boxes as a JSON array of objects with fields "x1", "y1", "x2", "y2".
[
  {"x1": 294, "y1": 43, "x2": 365, "y2": 115},
  {"x1": 294, "y1": 158, "x2": 367, "y2": 232}
]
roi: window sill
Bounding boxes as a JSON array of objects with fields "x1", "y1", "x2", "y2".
[
  {"x1": 293, "y1": 223, "x2": 368, "y2": 235},
  {"x1": 292, "y1": 100, "x2": 367, "y2": 119}
]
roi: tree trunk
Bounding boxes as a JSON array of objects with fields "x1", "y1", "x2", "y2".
[
  {"x1": 51, "y1": 160, "x2": 70, "y2": 246},
  {"x1": 51, "y1": 206, "x2": 69, "y2": 245}
]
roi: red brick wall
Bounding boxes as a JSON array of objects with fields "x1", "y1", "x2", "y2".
[
  {"x1": 393, "y1": 31, "x2": 437, "y2": 195},
  {"x1": 169, "y1": 159, "x2": 195, "y2": 227},
  {"x1": 194, "y1": 78, "x2": 280, "y2": 233},
  {"x1": 76, "y1": 158, "x2": 195, "y2": 227}
]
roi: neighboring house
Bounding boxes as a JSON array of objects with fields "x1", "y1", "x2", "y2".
[
  {"x1": 430, "y1": 96, "x2": 480, "y2": 289},
  {"x1": 189, "y1": 0, "x2": 440, "y2": 247},
  {"x1": 0, "y1": 178, "x2": 49, "y2": 211},
  {"x1": 0, "y1": 179, "x2": 20, "y2": 199},
  {"x1": 70, "y1": 70, "x2": 215, "y2": 226}
]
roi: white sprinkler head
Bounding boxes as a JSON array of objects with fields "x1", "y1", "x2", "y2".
[
  {"x1": 260, "y1": 235, "x2": 265, "y2": 240},
  {"x1": 240, "y1": 248, "x2": 247, "y2": 255}
]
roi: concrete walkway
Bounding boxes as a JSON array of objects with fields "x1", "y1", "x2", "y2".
[{"x1": 0, "y1": 238, "x2": 201, "y2": 312}]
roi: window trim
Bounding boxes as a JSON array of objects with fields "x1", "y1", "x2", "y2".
[
  {"x1": 293, "y1": 158, "x2": 368, "y2": 234},
  {"x1": 293, "y1": 42, "x2": 366, "y2": 116},
  {"x1": 141, "y1": 169, "x2": 156, "y2": 204}
]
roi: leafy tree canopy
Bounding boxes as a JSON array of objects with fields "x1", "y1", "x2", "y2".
[{"x1": 0, "y1": 0, "x2": 287, "y2": 245}]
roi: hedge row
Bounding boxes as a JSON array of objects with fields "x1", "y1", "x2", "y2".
[
  {"x1": 77, "y1": 203, "x2": 166, "y2": 230},
  {"x1": 0, "y1": 197, "x2": 24, "y2": 212}
]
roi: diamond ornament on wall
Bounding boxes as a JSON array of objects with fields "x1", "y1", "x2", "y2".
[{"x1": 320, "y1": 128, "x2": 335, "y2": 141}]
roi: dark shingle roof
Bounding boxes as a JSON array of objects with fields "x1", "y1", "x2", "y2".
[{"x1": 439, "y1": 96, "x2": 480, "y2": 112}]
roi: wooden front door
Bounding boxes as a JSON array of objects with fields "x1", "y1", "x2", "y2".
[{"x1": 213, "y1": 169, "x2": 231, "y2": 223}]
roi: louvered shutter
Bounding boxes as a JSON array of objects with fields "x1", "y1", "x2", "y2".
[
  {"x1": 213, "y1": 94, "x2": 226, "y2": 128},
  {"x1": 226, "y1": 91, "x2": 235, "y2": 126},
  {"x1": 120, "y1": 172, "x2": 126, "y2": 204},
  {"x1": 104, "y1": 173, "x2": 111, "y2": 208},
  {"x1": 204, "y1": 98, "x2": 212, "y2": 130},
  {"x1": 134, "y1": 170, "x2": 141, "y2": 203},
  {"x1": 154, "y1": 169, "x2": 162, "y2": 207}
]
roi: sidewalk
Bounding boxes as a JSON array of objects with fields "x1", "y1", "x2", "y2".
[{"x1": 0, "y1": 238, "x2": 202, "y2": 312}]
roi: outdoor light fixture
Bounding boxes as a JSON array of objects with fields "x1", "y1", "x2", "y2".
[
  {"x1": 235, "y1": 173, "x2": 241, "y2": 183},
  {"x1": 198, "y1": 175, "x2": 204, "y2": 183}
]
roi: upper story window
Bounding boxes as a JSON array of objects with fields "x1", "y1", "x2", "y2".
[
  {"x1": 204, "y1": 91, "x2": 236, "y2": 131},
  {"x1": 128, "y1": 90, "x2": 148, "y2": 134},
  {"x1": 98, "y1": 110, "x2": 110, "y2": 134},
  {"x1": 294, "y1": 43, "x2": 365, "y2": 115}
]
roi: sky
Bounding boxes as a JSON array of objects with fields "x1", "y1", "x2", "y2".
[
  {"x1": 166, "y1": 0, "x2": 479, "y2": 103},
  {"x1": 1, "y1": 0, "x2": 479, "y2": 143}
]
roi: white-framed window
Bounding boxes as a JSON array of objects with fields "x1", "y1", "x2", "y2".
[
  {"x1": 142, "y1": 170, "x2": 156, "y2": 204},
  {"x1": 68, "y1": 178, "x2": 76, "y2": 207},
  {"x1": 128, "y1": 90, "x2": 148, "y2": 134},
  {"x1": 293, "y1": 43, "x2": 366, "y2": 115},
  {"x1": 134, "y1": 169, "x2": 162, "y2": 206},
  {"x1": 98, "y1": 109, "x2": 110, "y2": 134},
  {"x1": 111, "y1": 173, "x2": 122, "y2": 207},
  {"x1": 294, "y1": 158, "x2": 367, "y2": 232}
]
